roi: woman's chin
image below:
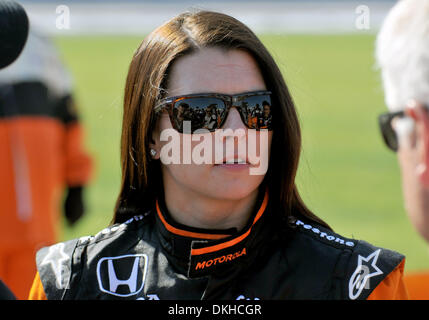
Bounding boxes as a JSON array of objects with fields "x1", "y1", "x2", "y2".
[{"x1": 201, "y1": 183, "x2": 261, "y2": 201}]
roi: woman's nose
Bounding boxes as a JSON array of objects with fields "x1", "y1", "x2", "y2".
[
  {"x1": 222, "y1": 107, "x2": 246, "y2": 132},
  {"x1": 220, "y1": 108, "x2": 247, "y2": 157}
]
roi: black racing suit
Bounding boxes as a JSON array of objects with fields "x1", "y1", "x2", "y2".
[{"x1": 34, "y1": 190, "x2": 406, "y2": 300}]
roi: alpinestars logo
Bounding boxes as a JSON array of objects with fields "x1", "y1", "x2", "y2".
[
  {"x1": 348, "y1": 249, "x2": 383, "y2": 300},
  {"x1": 40, "y1": 243, "x2": 70, "y2": 289},
  {"x1": 97, "y1": 254, "x2": 148, "y2": 297}
]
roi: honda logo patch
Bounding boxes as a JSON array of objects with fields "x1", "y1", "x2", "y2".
[{"x1": 97, "y1": 254, "x2": 148, "y2": 297}]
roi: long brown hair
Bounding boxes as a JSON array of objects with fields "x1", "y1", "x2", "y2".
[{"x1": 112, "y1": 10, "x2": 330, "y2": 230}]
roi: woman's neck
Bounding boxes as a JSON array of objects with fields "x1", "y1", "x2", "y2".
[{"x1": 162, "y1": 184, "x2": 260, "y2": 232}]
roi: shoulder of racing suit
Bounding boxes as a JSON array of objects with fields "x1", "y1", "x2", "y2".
[
  {"x1": 35, "y1": 213, "x2": 405, "y2": 300},
  {"x1": 35, "y1": 212, "x2": 155, "y2": 300},
  {"x1": 277, "y1": 217, "x2": 405, "y2": 299}
]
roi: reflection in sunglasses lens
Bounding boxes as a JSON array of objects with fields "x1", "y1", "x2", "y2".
[
  {"x1": 174, "y1": 98, "x2": 226, "y2": 132},
  {"x1": 242, "y1": 95, "x2": 272, "y2": 130}
]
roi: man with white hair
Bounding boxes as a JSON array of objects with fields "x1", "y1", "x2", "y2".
[{"x1": 376, "y1": 0, "x2": 429, "y2": 299}]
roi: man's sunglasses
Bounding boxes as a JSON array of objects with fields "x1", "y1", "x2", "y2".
[
  {"x1": 378, "y1": 110, "x2": 406, "y2": 152},
  {"x1": 154, "y1": 90, "x2": 273, "y2": 133}
]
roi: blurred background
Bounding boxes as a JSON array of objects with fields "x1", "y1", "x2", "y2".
[{"x1": 15, "y1": 0, "x2": 429, "y2": 272}]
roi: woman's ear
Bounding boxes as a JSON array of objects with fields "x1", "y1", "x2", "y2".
[
  {"x1": 149, "y1": 120, "x2": 161, "y2": 160},
  {"x1": 405, "y1": 100, "x2": 429, "y2": 187}
]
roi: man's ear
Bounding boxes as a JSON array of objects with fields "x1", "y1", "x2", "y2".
[{"x1": 405, "y1": 100, "x2": 429, "y2": 187}]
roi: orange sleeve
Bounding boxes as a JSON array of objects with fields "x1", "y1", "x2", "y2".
[
  {"x1": 65, "y1": 123, "x2": 93, "y2": 186},
  {"x1": 367, "y1": 259, "x2": 409, "y2": 300},
  {"x1": 403, "y1": 271, "x2": 429, "y2": 300},
  {"x1": 28, "y1": 272, "x2": 47, "y2": 300}
]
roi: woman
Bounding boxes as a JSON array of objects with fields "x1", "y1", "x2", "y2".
[{"x1": 29, "y1": 10, "x2": 408, "y2": 300}]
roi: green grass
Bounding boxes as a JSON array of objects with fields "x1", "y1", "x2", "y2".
[{"x1": 54, "y1": 34, "x2": 429, "y2": 272}]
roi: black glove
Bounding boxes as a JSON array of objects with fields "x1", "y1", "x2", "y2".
[
  {"x1": 0, "y1": 279, "x2": 16, "y2": 300},
  {"x1": 64, "y1": 186, "x2": 85, "y2": 226}
]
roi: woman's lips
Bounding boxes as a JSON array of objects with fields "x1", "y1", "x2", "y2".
[
  {"x1": 214, "y1": 163, "x2": 251, "y2": 171},
  {"x1": 214, "y1": 156, "x2": 252, "y2": 170}
]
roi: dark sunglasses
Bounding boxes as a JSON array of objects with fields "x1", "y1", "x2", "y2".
[
  {"x1": 154, "y1": 90, "x2": 273, "y2": 133},
  {"x1": 378, "y1": 110, "x2": 406, "y2": 152}
]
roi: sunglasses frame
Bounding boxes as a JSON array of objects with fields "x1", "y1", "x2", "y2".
[
  {"x1": 378, "y1": 110, "x2": 406, "y2": 152},
  {"x1": 154, "y1": 90, "x2": 272, "y2": 133}
]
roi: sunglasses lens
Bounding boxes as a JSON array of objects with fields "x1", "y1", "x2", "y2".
[
  {"x1": 379, "y1": 114, "x2": 399, "y2": 151},
  {"x1": 240, "y1": 95, "x2": 272, "y2": 130},
  {"x1": 173, "y1": 98, "x2": 226, "y2": 133}
]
